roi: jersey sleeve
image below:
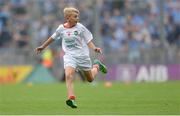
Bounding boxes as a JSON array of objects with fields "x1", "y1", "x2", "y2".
[
  {"x1": 51, "y1": 25, "x2": 62, "y2": 40},
  {"x1": 81, "y1": 23, "x2": 93, "y2": 44}
]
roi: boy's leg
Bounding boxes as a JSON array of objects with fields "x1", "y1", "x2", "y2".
[
  {"x1": 65, "y1": 66, "x2": 77, "y2": 108},
  {"x1": 83, "y1": 59, "x2": 107, "y2": 82},
  {"x1": 83, "y1": 64, "x2": 99, "y2": 82},
  {"x1": 65, "y1": 66, "x2": 76, "y2": 98}
]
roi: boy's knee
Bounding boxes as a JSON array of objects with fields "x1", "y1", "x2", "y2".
[
  {"x1": 87, "y1": 78, "x2": 93, "y2": 83},
  {"x1": 83, "y1": 71, "x2": 94, "y2": 83},
  {"x1": 66, "y1": 74, "x2": 73, "y2": 80}
]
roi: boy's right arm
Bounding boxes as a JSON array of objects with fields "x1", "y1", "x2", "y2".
[{"x1": 35, "y1": 37, "x2": 54, "y2": 54}]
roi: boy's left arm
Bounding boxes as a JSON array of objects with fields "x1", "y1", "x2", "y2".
[{"x1": 87, "y1": 41, "x2": 102, "y2": 54}]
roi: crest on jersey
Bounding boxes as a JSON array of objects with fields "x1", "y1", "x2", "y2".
[{"x1": 74, "y1": 31, "x2": 78, "y2": 36}]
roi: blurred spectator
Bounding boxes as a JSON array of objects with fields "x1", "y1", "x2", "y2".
[
  {"x1": 13, "y1": 22, "x2": 30, "y2": 48},
  {"x1": 78, "y1": 2, "x2": 93, "y2": 31},
  {"x1": 0, "y1": 4, "x2": 12, "y2": 47},
  {"x1": 41, "y1": 47, "x2": 53, "y2": 72},
  {"x1": 127, "y1": 32, "x2": 141, "y2": 63}
]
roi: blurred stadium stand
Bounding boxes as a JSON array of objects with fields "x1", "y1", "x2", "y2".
[{"x1": 0, "y1": 0, "x2": 179, "y2": 82}]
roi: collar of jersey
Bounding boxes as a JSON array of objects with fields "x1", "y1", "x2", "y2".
[{"x1": 63, "y1": 23, "x2": 77, "y2": 29}]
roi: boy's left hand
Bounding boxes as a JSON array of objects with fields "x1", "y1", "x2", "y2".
[{"x1": 94, "y1": 47, "x2": 102, "y2": 54}]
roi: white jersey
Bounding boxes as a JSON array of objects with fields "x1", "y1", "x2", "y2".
[{"x1": 51, "y1": 23, "x2": 93, "y2": 58}]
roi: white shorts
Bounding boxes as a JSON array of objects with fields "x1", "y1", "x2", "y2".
[{"x1": 63, "y1": 54, "x2": 92, "y2": 71}]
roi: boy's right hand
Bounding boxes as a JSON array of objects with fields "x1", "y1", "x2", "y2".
[{"x1": 35, "y1": 46, "x2": 44, "y2": 54}]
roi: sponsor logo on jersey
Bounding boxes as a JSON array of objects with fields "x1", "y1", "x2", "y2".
[{"x1": 66, "y1": 31, "x2": 71, "y2": 36}]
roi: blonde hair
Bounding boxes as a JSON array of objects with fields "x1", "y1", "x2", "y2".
[{"x1": 63, "y1": 7, "x2": 79, "y2": 19}]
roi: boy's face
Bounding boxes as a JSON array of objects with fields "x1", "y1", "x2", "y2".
[{"x1": 68, "y1": 12, "x2": 79, "y2": 25}]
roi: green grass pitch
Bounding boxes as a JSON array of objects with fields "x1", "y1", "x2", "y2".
[{"x1": 0, "y1": 81, "x2": 180, "y2": 115}]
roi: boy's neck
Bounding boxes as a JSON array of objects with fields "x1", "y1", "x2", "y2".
[{"x1": 64, "y1": 22, "x2": 76, "y2": 28}]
